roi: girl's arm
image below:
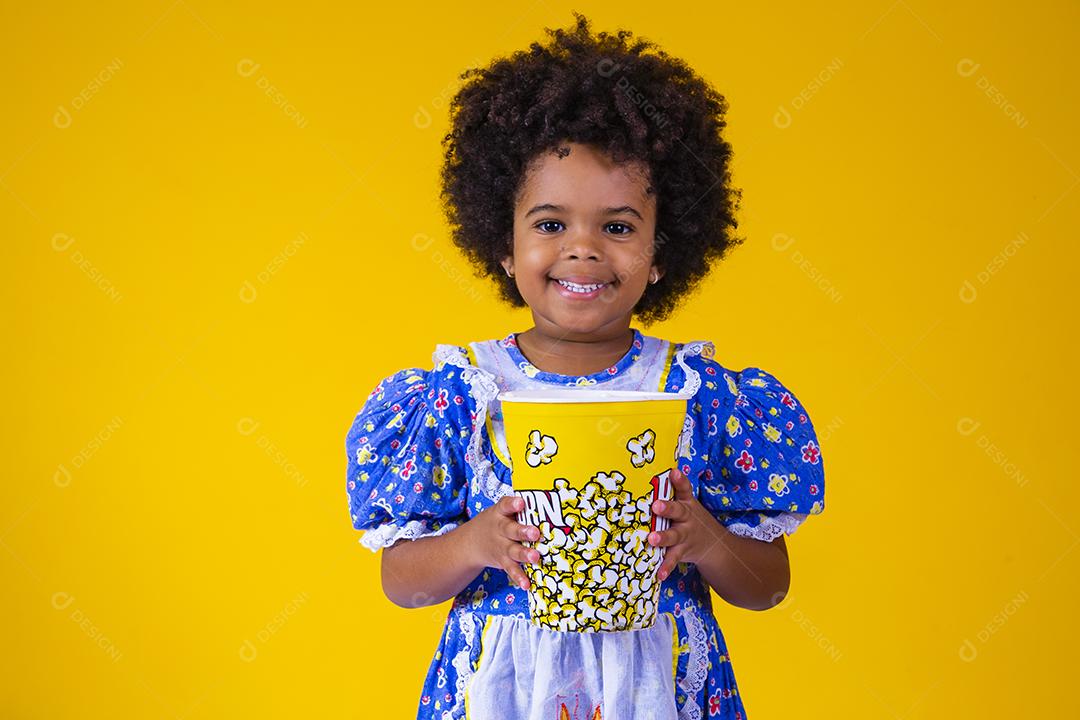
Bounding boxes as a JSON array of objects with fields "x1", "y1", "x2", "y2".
[
  {"x1": 648, "y1": 468, "x2": 791, "y2": 611},
  {"x1": 686, "y1": 520, "x2": 790, "y2": 612},
  {"x1": 380, "y1": 495, "x2": 541, "y2": 608}
]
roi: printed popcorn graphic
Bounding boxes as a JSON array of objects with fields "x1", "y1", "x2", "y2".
[
  {"x1": 514, "y1": 427, "x2": 675, "y2": 633},
  {"x1": 526, "y1": 430, "x2": 559, "y2": 468},
  {"x1": 626, "y1": 429, "x2": 656, "y2": 468}
]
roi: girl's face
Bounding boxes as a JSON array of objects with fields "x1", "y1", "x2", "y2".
[{"x1": 501, "y1": 142, "x2": 662, "y2": 341}]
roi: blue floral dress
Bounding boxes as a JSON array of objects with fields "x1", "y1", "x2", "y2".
[{"x1": 345, "y1": 328, "x2": 826, "y2": 720}]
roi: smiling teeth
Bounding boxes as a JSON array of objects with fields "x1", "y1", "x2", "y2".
[{"x1": 557, "y1": 279, "x2": 606, "y2": 293}]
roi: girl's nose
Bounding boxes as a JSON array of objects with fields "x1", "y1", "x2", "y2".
[{"x1": 561, "y1": 231, "x2": 603, "y2": 260}]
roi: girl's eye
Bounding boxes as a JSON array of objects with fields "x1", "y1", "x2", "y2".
[
  {"x1": 536, "y1": 220, "x2": 564, "y2": 233},
  {"x1": 534, "y1": 221, "x2": 635, "y2": 235}
]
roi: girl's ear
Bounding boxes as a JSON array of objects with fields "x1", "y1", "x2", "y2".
[
  {"x1": 500, "y1": 257, "x2": 515, "y2": 278},
  {"x1": 649, "y1": 264, "x2": 664, "y2": 284}
]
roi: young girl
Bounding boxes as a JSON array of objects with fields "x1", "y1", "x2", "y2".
[{"x1": 345, "y1": 14, "x2": 825, "y2": 719}]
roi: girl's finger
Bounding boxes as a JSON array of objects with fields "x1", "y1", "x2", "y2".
[
  {"x1": 671, "y1": 468, "x2": 695, "y2": 501},
  {"x1": 508, "y1": 542, "x2": 540, "y2": 565},
  {"x1": 503, "y1": 563, "x2": 531, "y2": 591},
  {"x1": 647, "y1": 527, "x2": 681, "y2": 548},
  {"x1": 657, "y1": 546, "x2": 682, "y2": 582},
  {"x1": 508, "y1": 523, "x2": 540, "y2": 543},
  {"x1": 497, "y1": 494, "x2": 525, "y2": 516},
  {"x1": 651, "y1": 498, "x2": 688, "y2": 522},
  {"x1": 497, "y1": 514, "x2": 534, "y2": 541}
]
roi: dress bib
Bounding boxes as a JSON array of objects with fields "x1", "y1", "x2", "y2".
[
  {"x1": 464, "y1": 333, "x2": 682, "y2": 718},
  {"x1": 467, "y1": 614, "x2": 679, "y2": 720}
]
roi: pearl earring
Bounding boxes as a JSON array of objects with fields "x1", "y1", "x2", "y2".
[{"x1": 649, "y1": 272, "x2": 658, "y2": 285}]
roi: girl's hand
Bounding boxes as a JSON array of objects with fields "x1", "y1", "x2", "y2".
[
  {"x1": 463, "y1": 495, "x2": 541, "y2": 591},
  {"x1": 647, "y1": 466, "x2": 727, "y2": 582}
]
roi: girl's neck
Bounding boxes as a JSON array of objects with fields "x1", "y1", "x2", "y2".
[{"x1": 514, "y1": 326, "x2": 635, "y2": 377}]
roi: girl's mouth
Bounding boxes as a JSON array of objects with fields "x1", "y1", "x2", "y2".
[{"x1": 550, "y1": 277, "x2": 610, "y2": 299}]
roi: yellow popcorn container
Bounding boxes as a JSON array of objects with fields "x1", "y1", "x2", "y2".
[{"x1": 499, "y1": 389, "x2": 690, "y2": 632}]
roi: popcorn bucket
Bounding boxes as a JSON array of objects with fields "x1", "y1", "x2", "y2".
[{"x1": 499, "y1": 389, "x2": 690, "y2": 632}]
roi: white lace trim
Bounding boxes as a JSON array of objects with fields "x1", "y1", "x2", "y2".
[
  {"x1": 358, "y1": 519, "x2": 459, "y2": 552},
  {"x1": 677, "y1": 604, "x2": 709, "y2": 720},
  {"x1": 449, "y1": 607, "x2": 479, "y2": 718},
  {"x1": 724, "y1": 512, "x2": 808, "y2": 542},
  {"x1": 433, "y1": 344, "x2": 513, "y2": 505},
  {"x1": 671, "y1": 341, "x2": 713, "y2": 464},
  {"x1": 672, "y1": 340, "x2": 714, "y2": 398}
]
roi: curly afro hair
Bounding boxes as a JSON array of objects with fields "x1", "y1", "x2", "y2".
[{"x1": 439, "y1": 11, "x2": 744, "y2": 324}]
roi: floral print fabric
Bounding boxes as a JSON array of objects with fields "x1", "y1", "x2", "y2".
[{"x1": 345, "y1": 329, "x2": 826, "y2": 719}]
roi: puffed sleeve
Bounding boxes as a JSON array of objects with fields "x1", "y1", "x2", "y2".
[
  {"x1": 344, "y1": 362, "x2": 474, "y2": 552},
  {"x1": 690, "y1": 360, "x2": 826, "y2": 542}
]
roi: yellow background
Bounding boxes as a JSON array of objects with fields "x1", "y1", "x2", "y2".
[{"x1": 2, "y1": 1, "x2": 1076, "y2": 717}]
